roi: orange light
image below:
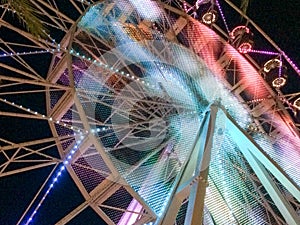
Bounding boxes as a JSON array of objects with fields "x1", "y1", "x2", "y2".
[
  {"x1": 263, "y1": 59, "x2": 282, "y2": 73},
  {"x1": 202, "y1": 11, "x2": 217, "y2": 25}
]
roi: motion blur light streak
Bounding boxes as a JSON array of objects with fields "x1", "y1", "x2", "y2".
[{"x1": 0, "y1": 0, "x2": 299, "y2": 225}]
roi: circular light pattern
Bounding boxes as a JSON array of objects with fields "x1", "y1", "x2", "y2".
[
  {"x1": 263, "y1": 58, "x2": 282, "y2": 73},
  {"x1": 230, "y1": 26, "x2": 254, "y2": 54},
  {"x1": 202, "y1": 11, "x2": 217, "y2": 25},
  {"x1": 1, "y1": 1, "x2": 300, "y2": 224},
  {"x1": 293, "y1": 97, "x2": 300, "y2": 110},
  {"x1": 71, "y1": 2, "x2": 214, "y2": 215},
  {"x1": 272, "y1": 77, "x2": 286, "y2": 88},
  {"x1": 238, "y1": 42, "x2": 253, "y2": 54},
  {"x1": 230, "y1": 26, "x2": 250, "y2": 39}
]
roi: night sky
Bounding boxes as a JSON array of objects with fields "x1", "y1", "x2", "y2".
[
  {"x1": 0, "y1": 1, "x2": 299, "y2": 225},
  {"x1": 247, "y1": 0, "x2": 300, "y2": 64}
]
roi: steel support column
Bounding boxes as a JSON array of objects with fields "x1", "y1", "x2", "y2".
[
  {"x1": 184, "y1": 104, "x2": 218, "y2": 225},
  {"x1": 157, "y1": 104, "x2": 218, "y2": 225},
  {"x1": 224, "y1": 108, "x2": 300, "y2": 225}
]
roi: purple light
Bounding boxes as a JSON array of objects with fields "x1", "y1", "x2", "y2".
[
  {"x1": 118, "y1": 199, "x2": 143, "y2": 225},
  {"x1": 215, "y1": 0, "x2": 230, "y2": 34},
  {"x1": 249, "y1": 49, "x2": 279, "y2": 56},
  {"x1": 282, "y1": 51, "x2": 300, "y2": 75}
]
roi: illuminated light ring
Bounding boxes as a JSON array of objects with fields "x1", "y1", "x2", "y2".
[
  {"x1": 263, "y1": 58, "x2": 282, "y2": 73},
  {"x1": 229, "y1": 25, "x2": 251, "y2": 39},
  {"x1": 1, "y1": 0, "x2": 299, "y2": 224},
  {"x1": 70, "y1": 2, "x2": 300, "y2": 224},
  {"x1": 202, "y1": 11, "x2": 217, "y2": 25},
  {"x1": 272, "y1": 77, "x2": 287, "y2": 88},
  {"x1": 294, "y1": 97, "x2": 300, "y2": 110},
  {"x1": 46, "y1": 1, "x2": 300, "y2": 224},
  {"x1": 72, "y1": 1, "x2": 211, "y2": 218},
  {"x1": 184, "y1": 16, "x2": 300, "y2": 224},
  {"x1": 229, "y1": 25, "x2": 254, "y2": 54},
  {"x1": 237, "y1": 42, "x2": 253, "y2": 54},
  {"x1": 46, "y1": 2, "x2": 300, "y2": 224},
  {"x1": 76, "y1": 0, "x2": 300, "y2": 207}
]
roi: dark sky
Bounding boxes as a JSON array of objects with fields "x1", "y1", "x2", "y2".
[
  {"x1": 0, "y1": 1, "x2": 299, "y2": 225},
  {"x1": 247, "y1": 0, "x2": 300, "y2": 63}
]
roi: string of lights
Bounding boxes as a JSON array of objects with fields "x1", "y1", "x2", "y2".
[
  {"x1": 215, "y1": 0, "x2": 230, "y2": 34},
  {"x1": 1, "y1": 0, "x2": 299, "y2": 224}
]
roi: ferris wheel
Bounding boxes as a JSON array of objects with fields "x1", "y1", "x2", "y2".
[{"x1": 0, "y1": 0, "x2": 299, "y2": 225}]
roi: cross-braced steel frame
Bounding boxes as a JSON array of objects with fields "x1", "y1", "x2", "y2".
[{"x1": 0, "y1": 1, "x2": 300, "y2": 224}]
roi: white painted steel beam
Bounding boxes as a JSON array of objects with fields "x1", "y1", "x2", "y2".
[
  {"x1": 157, "y1": 104, "x2": 218, "y2": 225},
  {"x1": 224, "y1": 108, "x2": 300, "y2": 225}
]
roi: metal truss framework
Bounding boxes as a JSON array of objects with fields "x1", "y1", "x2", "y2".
[
  {"x1": 0, "y1": 0, "x2": 300, "y2": 225},
  {"x1": 157, "y1": 104, "x2": 300, "y2": 225}
]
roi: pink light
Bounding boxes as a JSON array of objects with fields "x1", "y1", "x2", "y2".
[
  {"x1": 118, "y1": 199, "x2": 143, "y2": 225},
  {"x1": 183, "y1": 1, "x2": 188, "y2": 13},
  {"x1": 238, "y1": 42, "x2": 253, "y2": 54},
  {"x1": 229, "y1": 26, "x2": 250, "y2": 39},
  {"x1": 186, "y1": 19, "x2": 300, "y2": 174}
]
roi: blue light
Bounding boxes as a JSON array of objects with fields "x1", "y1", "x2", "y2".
[{"x1": 21, "y1": 134, "x2": 86, "y2": 224}]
